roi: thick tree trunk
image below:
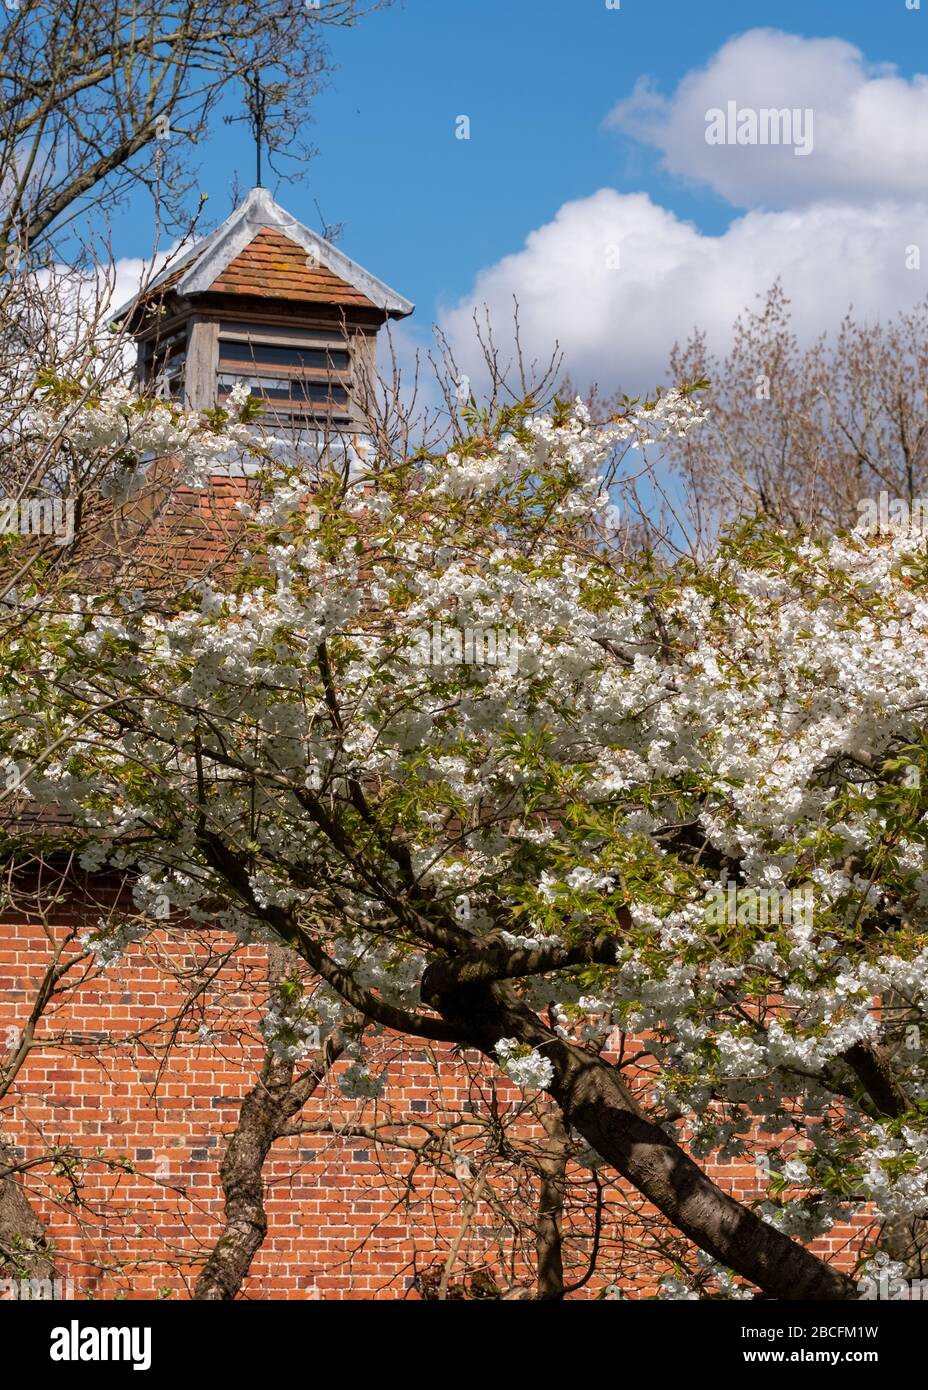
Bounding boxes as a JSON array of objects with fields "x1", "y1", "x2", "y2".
[
  {"x1": 0, "y1": 1141, "x2": 56, "y2": 1284},
  {"x1": 195, "y1": 948, "x2": 344, "y2": 1301},
  {"x1": 534, "y1": 1109, "x2": 568, "y2": 1300},
  {"x1": 194, "y1": 1036, "x2": 342, "y2": 1300},
  {"x1": 194, "y1": 1050, "x2": 289, "y2": 1300},
  {"x1": 421, "y1": 967, "x2": 856, "y2": 1301}
]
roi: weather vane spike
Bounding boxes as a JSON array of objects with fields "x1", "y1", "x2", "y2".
[{"x1": 250, "y1": 71, "x2": 267, "y2": 188}]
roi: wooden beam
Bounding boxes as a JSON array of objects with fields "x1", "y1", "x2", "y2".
[{"x1": 185, "y1": 318, "x2": 220, "y2": 410}]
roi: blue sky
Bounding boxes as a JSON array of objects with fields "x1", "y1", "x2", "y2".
[{"x1": 108, "y1": 0, "x2": 928, "y2": 395}]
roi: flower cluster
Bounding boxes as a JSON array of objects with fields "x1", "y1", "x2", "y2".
[
  {"x1": 79, "y1": 918, "x2": 148, "y2": 970},
  {"x1": 338, "y1": 1059, "x2": 387, "y2": 1100},
  {"x1": 259, "y1": 1004, "x2": 322, "y2": 1062},
  {"x1": 494, "y1": 1038, "x2": 555, "y2": 1090}
]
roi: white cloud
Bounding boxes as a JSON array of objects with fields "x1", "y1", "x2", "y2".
[
  {"x1": 607, "y1": 29, "x2": 928, "y2": 209},
  {"x1": 109, "y1": 256, "x2": 160, "y2": 317},
  {"x1": 441, "y1": 189, "x2": 928, "y2": 395}
]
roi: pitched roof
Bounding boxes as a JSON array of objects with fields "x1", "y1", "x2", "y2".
[
  {"x1": 209, "y1": 227, "x2": 378, "y2": 307},
  {"x1": 112, "y1": 186, "x2": 414, "y2": 322}
]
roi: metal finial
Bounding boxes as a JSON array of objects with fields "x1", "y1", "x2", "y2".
[{"x1": 250, "y1": 71, "x2": 267, "y2": 188}]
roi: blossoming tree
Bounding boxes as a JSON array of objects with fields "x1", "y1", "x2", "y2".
[{"x1": 5, "y1": 377, "x2": 928, "y2": 1300}]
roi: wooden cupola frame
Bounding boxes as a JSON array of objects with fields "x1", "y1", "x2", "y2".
[{"x1": 112, "y1": 187, "x2": 414, "y2": 436}]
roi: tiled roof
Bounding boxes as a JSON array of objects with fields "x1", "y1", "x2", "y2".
[
  {"x1": 107, "y1": 468, "x2": 260, "y2": 588},
  {"x1": 208, "y1": 228, "x2": 378, "y2": 308},
  {"x1": 111, "y1": 187, "x2": 413, "y2": 324}
]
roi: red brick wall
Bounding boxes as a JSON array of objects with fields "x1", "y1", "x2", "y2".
[{"x1": 0, "y1": 884, "x2": 869, "y2": 1300}]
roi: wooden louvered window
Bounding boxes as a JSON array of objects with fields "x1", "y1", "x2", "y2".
[
  {"x1": 215, "y1": 322, "x2": 353, "y2": 427},
  {"x1": 219, "y1": 341, "x2": 350, "y2": 373}
]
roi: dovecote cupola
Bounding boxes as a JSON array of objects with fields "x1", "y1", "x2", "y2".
[{"x1": 113, "y1": 186, "x2": 413, "y2": 435}]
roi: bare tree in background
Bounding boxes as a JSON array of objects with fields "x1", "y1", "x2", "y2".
[{"x1": 666, "y1": 282, "x2": 928, "y2": 540}]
